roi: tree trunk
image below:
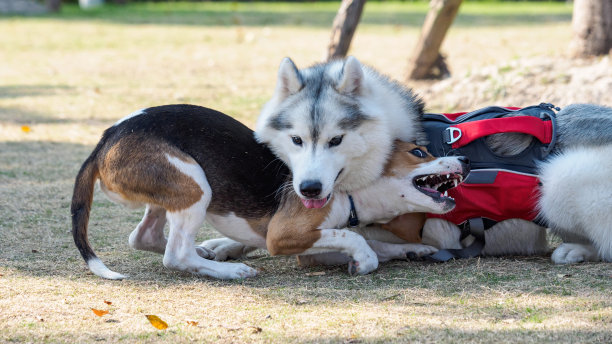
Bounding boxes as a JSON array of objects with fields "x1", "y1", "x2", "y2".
[
  {"x1": 46, "y1": 0, "x2": 62, "y2": 12},
  {"x1": 406, "y1": 0, "x2": 462, "y2": 80},
  {"x1": 570, "y1": 0, "x2": 612, "y2": 57},
  {"x1": 326, "y1": 0, "x2": 367, "y2": 61}
]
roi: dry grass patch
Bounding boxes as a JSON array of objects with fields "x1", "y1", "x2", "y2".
[{"x1": 1, "y1": 2, "x2": 611, "y2": 343}]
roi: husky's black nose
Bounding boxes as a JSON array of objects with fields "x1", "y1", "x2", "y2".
[{"x1": 300, "y1": 180, "x2": 322, "y2": 198}]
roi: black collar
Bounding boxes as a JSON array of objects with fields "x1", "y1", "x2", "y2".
[{"x1": 347, "y1": 194, "x2": 360, "y2": 227}]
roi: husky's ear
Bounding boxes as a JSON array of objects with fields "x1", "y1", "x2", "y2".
[
  {"x1": 275, "y1": 57, "x2": 303, "y2": 99},
  {"x1": 337, "y1": 56, "x2": 363, "y2": 95}
]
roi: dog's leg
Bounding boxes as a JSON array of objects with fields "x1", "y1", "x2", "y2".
[
  {"x1": 551, "y1": 243, "x2": 600, "y2": 264},
  {"x1": 161, "y1": 159, "x2": 257, "y2": 279},
  {"x1": 299, "y1": 229, "x2": 379, "y2": 275},
  {"x1": 421, "y1": 218, "x2": 462, "y2": 249},
  {"x1": 196, "y1": 238, "x2": 257, "y2": 261},
  {"x1": 128, "y1": 204, "x2": 168, "y2": 254},
  {"x1": 366, "y1": 240, "x2": 438, "y2": 262}
]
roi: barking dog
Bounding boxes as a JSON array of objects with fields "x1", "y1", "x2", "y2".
[
  {"x1": 71, "y1": 105, "x2": 468, "y2": 279},
  {"x1": 421, "y1": 104, "x2": 612, "y2": 263},
  {"x1": 255, "y1": 56, "x2": 424, "y2": 208}
]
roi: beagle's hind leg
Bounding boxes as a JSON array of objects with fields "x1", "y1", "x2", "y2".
[
  {"x1": 128, "y1": 204, "x2": 168, "y2": 254},
  {"x1": 162, "y1": 156, "x2": 257, "y2": 279}
]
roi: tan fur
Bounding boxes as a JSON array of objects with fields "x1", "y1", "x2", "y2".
[
  {"x1": 246, "y1": 216, "x2": 272, "y2": 239},
  {"x1": 382, "y1": 141, "x2": 436, "y2": 177},
  {"x1": 97, "y1": 136, "x2": 204, "y2": 212},
  {"x1": 266, "y1": 192, "x2": 331, "y2": 256},
  {"x1": 380, "y1": 213, "x2": 426, "y2": 243}
]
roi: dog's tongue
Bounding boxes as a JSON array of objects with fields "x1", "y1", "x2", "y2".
[{"x1": 301, "y1": 198, "x2": 327, "y2": 209}]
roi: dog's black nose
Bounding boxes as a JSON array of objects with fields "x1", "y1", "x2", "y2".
[{"x1": 300, "y1": 180, "x2": 322, "y2": 198}]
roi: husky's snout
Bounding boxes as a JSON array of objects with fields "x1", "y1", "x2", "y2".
[{"x1": 299, "y1": 180, "x2": 323, "y2": 198}]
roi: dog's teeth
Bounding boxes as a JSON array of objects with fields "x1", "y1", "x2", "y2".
[
  {"x1": 444, "y1": 191, "x2": 448, "y2": 197},
  {"x1": 446, "y1": 174, "x2": 450, "y2": 179},
  {"x1": 454, "y1": 179, "x2": 458, "y2": 187}
]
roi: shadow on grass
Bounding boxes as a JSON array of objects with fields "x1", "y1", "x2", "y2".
[
  {"x1": 0, "y1": 3, "x2": 572, "y2": 28},
  {"x1": 0, "y1": 85, "x2": 76, "y2": 124}
]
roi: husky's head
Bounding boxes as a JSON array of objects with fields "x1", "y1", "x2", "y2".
[{"x1": 255, "y1": 57, "x2": 397, "y2": 208}]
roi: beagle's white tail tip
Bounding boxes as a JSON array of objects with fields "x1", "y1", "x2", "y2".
[{"x1": 87, "y1": 258, "x2": 127, "y2": 280}]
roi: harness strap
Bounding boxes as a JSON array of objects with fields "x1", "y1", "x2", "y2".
[
  {"x1": 347, "y1": 194, "x2": 359, "y2": 228},
  {"x1": 446, "y1": 116, "x2": 553, "y2": 148}
]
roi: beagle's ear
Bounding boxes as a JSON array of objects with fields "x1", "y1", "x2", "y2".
[
  {"x1": 275, "y1": 57, "x2": 303, "y2": 99},
  {"x1": 337, "y1": 56, "x2": 364, "y2": 96}
]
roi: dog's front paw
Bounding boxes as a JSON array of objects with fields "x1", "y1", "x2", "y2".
[
  {"x1": 405, "y1": 244, "x2": 438, "y2": 260},
  {"x1": 217, "y1": 262, "x2": 258, "y2": 279},
  {"x1": 551, "y1": 243, "x2": 599, "y2": 264},
  {"x1": 348, "y1": 248, "x2": 379, "y2": 275},
  {"x1": 195, "y1": 246, "x2": 216, "y2": 260}
]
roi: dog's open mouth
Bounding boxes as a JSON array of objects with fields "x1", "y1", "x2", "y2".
[
  {"x1": 413, "y1": 173, "x2": 464, "y2": 203},
  {"x1": 301, "y1": 194, "x2": 332, "y2": 209}
]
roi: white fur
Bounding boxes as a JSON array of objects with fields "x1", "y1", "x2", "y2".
[
  {"x1": 205, "y1": 213, "x2": 267, "y2": 249},
  {"x1": 114, "y1": 108, "x2": 145, "y2": 126},
  {"x1": 539, "y1": 145, "x2": 612, "y2": 262},
  {"x1": 255, "y1": 57, "x2": 421, "y2": 199},
  {"x1": 160, "y1": 155, "x2": 257, "y2": 279},
  {"x1": 87, "y1": 257, "x2": 126, "y2": 280},
  {"x1": 197, "y1": 237, "x2": 257, "y2": 261}
]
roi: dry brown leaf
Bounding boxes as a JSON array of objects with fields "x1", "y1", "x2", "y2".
[
  {"x1": 21, "y1": 125, "x2": 31, "y2": 133},
  {"x1": 246, "y1": 326, "x2": 262, "y2": 334},
  {"x1": 186, "y1": 320, "x2": 199, "y2": 327},
  {"x1": 145, "y1": 314, "x2": 168, "y2": 330},
  {"x1": 91, "y1": 308, "x2": 109, "y2": 317},
  {"x1": 103, "y1": 300, "x2": 112, "y2": 305}
]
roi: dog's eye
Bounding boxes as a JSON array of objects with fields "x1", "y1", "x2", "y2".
[
  {"x1": 291, "y1": 136, "x2": 303, "y2": 146},
  {"x1": 410, "y1": 148, "x2": 427, "y2": 158},
  {"x1": 328, "y1": 135, "x2": 343, "y2": 147}
]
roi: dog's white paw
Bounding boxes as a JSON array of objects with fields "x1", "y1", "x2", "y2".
[
  {"x1": 405, "y1": 244, "x2": 438, "y2": 260},
  {"x1": 348, "y1": 247, "x2": 379, "y2": 275},
  {"x1": 551, "y1": 243, "x2": 599, "y2": 264},
  {"x1": 215, "y1": 262, "x2": 258, "y2": 280},
  {"x1": 197, "y1": 238, "x2": 252, "y2": 261},
  {"x1": 195, "y1": 246, "x2": 216, "y2": 260}
]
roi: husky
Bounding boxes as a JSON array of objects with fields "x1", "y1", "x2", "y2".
[
  {"x1": 254, "y1": 56, "x2": 424, "y2": 209},
  {"x1": 420, "y1": 104, "x2": 612, "y2": 263},
  {"x1": 71, "y1": 104, "x2": 468, "y2": 280}
]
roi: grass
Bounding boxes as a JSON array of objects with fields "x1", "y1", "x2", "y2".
[{"x1": 1, "y1": 1, "x2": 611, "y2": 343}]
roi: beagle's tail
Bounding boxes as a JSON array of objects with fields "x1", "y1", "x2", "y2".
[{"x1": 71, "y1": 154, "x2": 126, "y2": 280}]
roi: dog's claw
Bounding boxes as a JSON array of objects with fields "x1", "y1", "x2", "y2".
[
  {"x1": 406, "y1": 252, "x2": 418, "y2": 260},
  {"x1": 348, "y1": 260, "x2": 359, "y2": 275}
]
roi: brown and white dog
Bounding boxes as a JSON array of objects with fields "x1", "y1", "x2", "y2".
[{"x1": 71, "y1": 104, "x2": 468, "y2": 280}]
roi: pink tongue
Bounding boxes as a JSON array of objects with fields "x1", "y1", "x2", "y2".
[{"x1": 301, "y1": 198, "x2": 327, "y2": 209}]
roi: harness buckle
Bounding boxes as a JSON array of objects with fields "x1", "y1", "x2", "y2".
[{"x1": 445, "y1": 127, "x2": 462, "y2": 145}]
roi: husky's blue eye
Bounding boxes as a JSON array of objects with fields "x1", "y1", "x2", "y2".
[
  {"x1": 410, "y1": 148, "x2": 427, "y2": 158},
  {"x1": 291, "y1": 136, "x2": 303, "y2": 146},
  {"x1": 329, "y1": 135, "x2": 343, "y2": 147}
]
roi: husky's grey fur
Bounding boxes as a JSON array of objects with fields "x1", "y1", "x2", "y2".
[
  {"x1": 423, "y1": 103, "x2": 612, "y2": 263},
  {"x1": 255, "y1": 57, "x2": 424, "y2": 207}
]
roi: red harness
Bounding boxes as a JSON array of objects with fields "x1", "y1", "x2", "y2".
[{"x1": 423, "y1": 104, "x2": 558, "y2": 229}]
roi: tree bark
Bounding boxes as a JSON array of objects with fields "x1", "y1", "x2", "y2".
[
  {"x1": 406, "y1": 0, "x2": 462, "y2": 80},
  {"x1": 570, "y1": 0, "x2": 612, "y2": 57},
  {"x1": 326, "y1": 0, "x2": 367, "y2": 61},
  {"x1": 46, "y1": 0, "x2": 62, "y2": 12}
]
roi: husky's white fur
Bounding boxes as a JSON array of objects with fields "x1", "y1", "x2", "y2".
[
  {"x1": 421, "y1": 104, "x2": 612, "y2": 263},
  {"x1": 255, "y1": 57, "x2": 423, "y2": 205}
]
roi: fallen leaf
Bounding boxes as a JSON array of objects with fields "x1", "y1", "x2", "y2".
[
  {"x1": 305, "y1": 271, "x2": 326, "y2": 276},
  {"x1": 0, "y1": 273, "x2": 4, "y2": 277},
  {"x1": 92, "y1": 308, "x2": 109, "y2": 317},
  {"x1": 145, "y1": 314, "x2": 168, "y2": 330},
  {"x1": 21, "y1": 125, "x2": 31, "y2": 133},
  {"x1": 186, "y1": 320, "x2": 199, "y2": 327},
  {"x1": 36, "y1": 315, "x2": 44, "y2": 322},
  {"x1": 246, "y1": 326, "x2": 262, "y2": 334},
  {"x1": 103, "y1": 300, "x2": 112, "y2": 305}
]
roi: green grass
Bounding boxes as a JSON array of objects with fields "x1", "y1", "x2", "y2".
[{"x1": 0, "y1": 1, "x2": 610, "y2": 343}]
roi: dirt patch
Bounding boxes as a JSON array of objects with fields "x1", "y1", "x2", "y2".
[{"x1": 420, "y1": 56, "x2": 612, "y2": 112}]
